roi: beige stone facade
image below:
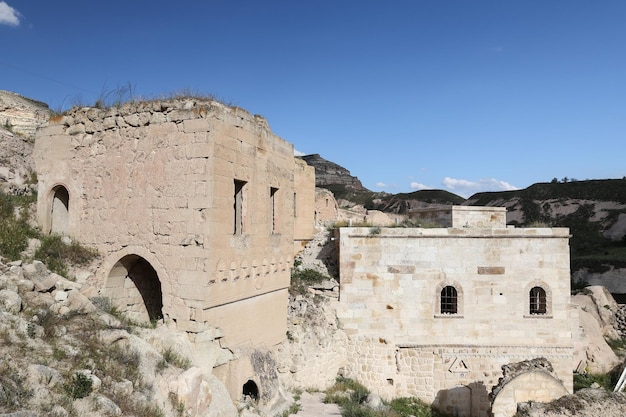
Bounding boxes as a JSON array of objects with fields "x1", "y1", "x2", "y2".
[
  {"x1": 337, "y1": 207, "x2": 573, "y2": 417},
  {"x1": 33, "y1": 98, "x2": 315, "y2": 400},
  {"x1": 314, "y1": 187, "x2": 339, "y2": 226}
]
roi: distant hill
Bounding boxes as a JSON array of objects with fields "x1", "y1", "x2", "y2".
[
  {"x1": 464, "y1": 179, "x2": 626, "y2": 272},
  {"x1": 300, "y1": 154, "x2": 465, "y2": 210},
  {"x1": 302, "y1": 152, "x2": 626, "y2": 273},
  {"x1": 300, "y1": 154, "x2": 367, "y2": 191}
]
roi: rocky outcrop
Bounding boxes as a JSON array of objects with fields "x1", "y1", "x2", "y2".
[
  {"x1": 572, "y1": 286, "x2": 621, "y2": 374},
  {"x1": 574, "y1": 268, "x2": 626, "y2": 299},
  {"x1": 0, "y1": 257, "x2": 236, "y2": 417},
  {"x1": 0, "y1": 90, "x2": 50, "y2": 139},
  {"x1": 519, "y1": 388, "x2": 626, "y2": 417},
  {"x1": 300, "y1": 154, "x2": 367, "y2": 191},
  {"x1": 0, "y1": 129, "x2": 35, "y2": 195},
  {"x1": 0, "y1": 90, "x2": 48, "y2": 195},
  {"x1": 274, "y1": 227, "x2": 346, "y2": 391}
]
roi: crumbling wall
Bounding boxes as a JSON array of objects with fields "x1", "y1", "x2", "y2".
[
  {"x1": 33, "y1": 98, "x2": 313, "y2": 401},
  {"x1": 490, "y1": 358, "x2": 569, "y2": 417}
]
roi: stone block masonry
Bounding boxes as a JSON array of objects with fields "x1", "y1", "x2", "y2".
[
  {"x1": 34, "y1": 98, "x2": 315, "y2": 400},
  {"x1": 337, "y1": 209, "x2": 574, "y2": 417}
]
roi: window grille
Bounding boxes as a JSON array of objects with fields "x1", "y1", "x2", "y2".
[
  {"x1": 440, "y1": 286, "x2": 458, "y2": 314},
  {"x1": 529, "y1": 286, "x2": 547, "y2": 314}
]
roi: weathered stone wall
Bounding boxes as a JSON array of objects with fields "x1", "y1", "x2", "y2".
[
  {"x1": 409, "y1": 206, "x2": 507, "y2": 228},
  {"x1": 33, "y1": 98, "x2": 315, "y2": 400},
  {"x1": 314, "y1": 187, "x2": 339, "y2": 226},
  {"x1": 293, "y1": 159, "x2": 316, "y2": 254},
  {"x1": 337, "y1": 220, "x2": 573, "y2": 417}
]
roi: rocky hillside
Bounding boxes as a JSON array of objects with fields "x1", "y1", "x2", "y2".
[
  {"x1": 0, "y1": 258, "x2": 237, "y2": 417},
  {"x1": 302, "y1": 153, "x2": 626, "y2": 278},
  {"x1": 0, "y1": 90, "x2": 50, "y2": 196},
  {"x1": 0, "y1": 129, "x2": 36, "y2": 196},
  {"x1": 300, "y1": 154, "x2": 367, "y2": 191},
  {"x1": 0, "y1": 90, "x2": 50, "y2": 139},
  {"x1": 464, "y1": 180, "x2": 626, "y2": 275}
]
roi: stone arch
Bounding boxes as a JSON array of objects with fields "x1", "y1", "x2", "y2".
[
  {"x1": 242, "y1": 379, "x2": 259, "y2": 401},
  {"x1": 491, "y1": 370, "x2": 568, "y2": 417},
  {"x1": 49, "y1": 184, "x2": 70, "y2": 235},
  {"x1": 490, "y1": 358, "x2": 569, "y2": 417},
  {"x1": 100, "y1": 248, "x2": 168, "y2": 324}
]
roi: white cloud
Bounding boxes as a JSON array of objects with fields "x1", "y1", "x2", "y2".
[
  {"x1": 294, "y1": 149, "x2": 305, "y2": 157},
  {"x1": 0, "y1": 2, "x2": 20, "y2": 26},
  {"x1": 375, "y1": 182, "x2": 387, "y2": 188},
  {"x1": 442, "y1": 177, "x2": 517, "y2": 197},
  {"x1": 409, "y1": 181, "x2": 431, "y2": 190}
]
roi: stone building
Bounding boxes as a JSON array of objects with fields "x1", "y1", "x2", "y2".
[
  {"x1": 33, "y1": 98, "x2": 315, "y2": 399},
  {"x1": 337, "y1": 206, "x2": 574, "y2": 417}
]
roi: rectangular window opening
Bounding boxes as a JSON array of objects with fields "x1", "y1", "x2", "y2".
[
  {"x1": 270, "y1": 187, "x2": 279, "y2": 233},
  {"x1": 234, "y1": 179, "x2": 246, "y2": 234}
]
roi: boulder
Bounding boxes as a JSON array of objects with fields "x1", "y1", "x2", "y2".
[{"x1": 0, "y1": 289, "x2": 22, "y2": 314}]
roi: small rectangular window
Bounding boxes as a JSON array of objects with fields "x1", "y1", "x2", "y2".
[
  {"x1": 270, "y1": 187, "x2": 278, "y2": 233},
  {"x1": 234, "y1": 180, "x2": 246, "y2": 234}
]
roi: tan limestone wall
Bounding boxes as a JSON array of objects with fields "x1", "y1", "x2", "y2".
[
  {"x1": 314, "y1": 187, "x2": 339, "y2": 226},
  {"x1": 293, "y1": 158, "x2": 316, "y2": 255},
  {"x1": 33, "y1": 99, "x2": 310, "y2": 399},
  {"x1": 34, "y1": 100, "x2": 295, "y2": 333},
  {"x1": 337, "y1": 225, "x2": 573, "y2": 416}
]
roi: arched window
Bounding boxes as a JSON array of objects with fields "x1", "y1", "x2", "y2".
[
  {"x1": 50, "y1": 185, "x2": 69, "y2": 235},
  {"x1": 440, "y1": 286, "x2": 458, "y2": 314},
  {"x1": 529, "y1": 286, "x2": 547, "y2": 315}
]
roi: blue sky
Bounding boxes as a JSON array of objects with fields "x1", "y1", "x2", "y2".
[{"x1": 2, "y1": 1, "x2": 625, "y2": 198}]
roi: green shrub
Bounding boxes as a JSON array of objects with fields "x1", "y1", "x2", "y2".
[
  {"x1": 606, "y1": 337, "x2": 626, "y2": 352},
  {"x1": 389, "y1": 397, "x2": 448, "y2": 417},
  {"x1": 64, "y1": 372, "x2": 93, "y2": 399},
  {"x1": 324, "y1": 377, "x2": 370, "y2": 407},
  {"x1": 290, "y1": 268, "x2": 330, "y2": 295},
  {"x1": 162, "y1": 347, "x2": 191, "y2": 369},
  {"x1": 573, "y1": 372, "x2": 613, "y2": 391},
  {"x1": 0, "y1": 361, "x2": 32, "y2": 411},
  {"x1": 34, "y1": 234, "x2": 97, "y2": 277},
  {"x1": 0, "y1": 191, "x2": 37, "y2": 261}
]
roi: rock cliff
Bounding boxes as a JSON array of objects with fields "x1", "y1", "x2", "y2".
[
  {"x1": 0, "y1": 129, "x2": 35, "y2": 195},
  {"x1": 300, "y1": 154, "x2": 367, "y2": 191},
  {"x1": 0, "y1": 90, "x2": 50, "y2": 139},
  {"x1": 0, "y1": 90, "x2": 49, "y2": 195}
]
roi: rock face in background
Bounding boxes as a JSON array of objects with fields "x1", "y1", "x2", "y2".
[
  {"x1": 0, "y1": 90, "x2": 50, "y2": 138},
  {"x1": 300, "y1": 154, "x2": 367, "y2": 191},
  {"x1": 0, "y1": 129, "x2": 35, "y2": 195},
  {"x1": 0, "y1": 90, "x2": 49, "y2": 195}
]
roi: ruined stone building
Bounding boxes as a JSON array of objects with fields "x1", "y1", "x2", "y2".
[
  {"x1": 337, "y1": 206, "x2": 574, "y2": 417},
  {"x1": 33, "y1": 98, "x2": 315, "y2": 399},
  {"x1": 32, "y1": 96, "x2": 577, "y2": 415}
]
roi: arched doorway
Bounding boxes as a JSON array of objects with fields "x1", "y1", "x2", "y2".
[
  {"x1": 104, "y1": 255, "x2": 163, "y2": 323},
  {"x1": 50, "y1": 185, "x2": 69, "y2": 235},
  {"x1": 242, "y1": 379, "x2": 259, "y2": 401}
]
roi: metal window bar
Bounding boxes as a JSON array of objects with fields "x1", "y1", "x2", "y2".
[
  {"x1": 529, "y1": 287, "x2": 547, "y2": 314},
  {"x1": 440, "y1": 286, "x2": 458, "y2": 314}
]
